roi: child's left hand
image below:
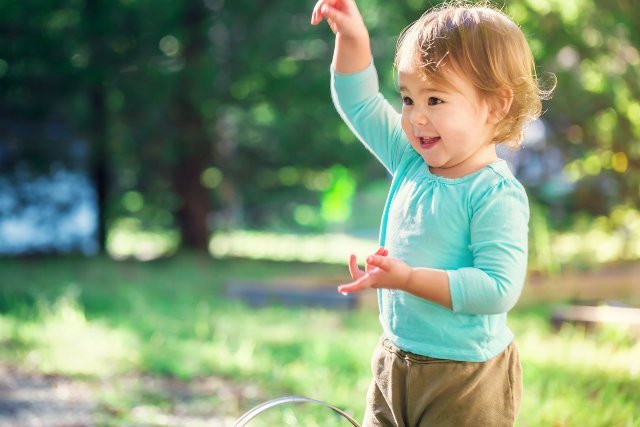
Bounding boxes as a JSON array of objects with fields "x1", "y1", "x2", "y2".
[{"x1": 339, "y1": 252, "x2": 412, "y2": 294}]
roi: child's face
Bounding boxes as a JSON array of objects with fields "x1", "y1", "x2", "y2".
[{"x1": 398, "y1": 62, "x2": 499, "y2": 178}]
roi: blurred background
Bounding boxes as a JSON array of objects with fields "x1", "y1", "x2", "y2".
[{"x1": 0, "y1": 0, "x2": 638, "y2": 426}]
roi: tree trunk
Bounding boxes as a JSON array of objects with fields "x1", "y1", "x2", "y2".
[
  {"x1": 172, "y1": 2, "x2": 212, "y2": 251},
  {"x1": 90, "y1": 88, "x2": 108, "y2": 251},
  {"x1": 85, "y1": 0, "x2": 109, "y2": 252},
  {"x1": 174, "y1": 150, "x2": 210, "y2": 250}
]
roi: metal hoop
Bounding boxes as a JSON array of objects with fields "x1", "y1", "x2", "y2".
[{"x1": 232, "y1": 396, "x2": 362, "y2": 427}]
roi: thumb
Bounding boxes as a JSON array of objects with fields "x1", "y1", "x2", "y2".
[{"x1": 349, "y1": 254, "x2": 365, "y2": 279}]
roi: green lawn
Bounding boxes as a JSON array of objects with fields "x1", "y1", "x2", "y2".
[{"x1": 0, "y1": 254, "x2": 638, "y2": 426}]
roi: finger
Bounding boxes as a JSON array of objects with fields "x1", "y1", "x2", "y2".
[
  {"x1": 366, "y1": 247, "x2": 387, "y2": 272},
  {"x1": 310, "y1": 0, "x2": 327, "y2": 25},
  {"x1": 366, "y1": 255, "x2": 392, "y2": 272},
  {"x1": 348, "y1": 254, "x2": 365, "y2": 279},
  {"x1": 319, "y1": 3, "x2": 346, "y2": 27},
  {"x1": 311, "y1": 0, "x2": 328, "y2": 25},
  {"x1": 338, "y1": 272, "x2": 373, "y2": 294}
]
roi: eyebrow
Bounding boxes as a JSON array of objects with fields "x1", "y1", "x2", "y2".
[{"x1": 398, "y1": 85, "x2": 448, "y2": 94}]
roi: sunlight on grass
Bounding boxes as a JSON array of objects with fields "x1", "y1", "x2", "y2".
[
  {"x1": 1, "y1": 289, "x2": 139, "y2": 377},
  {"x1": 107, "y1": 205, "x2": 640, "y2": 269},
  {"x1": 204, "y1": 305, "x2": 640, "y2": 426},
  {"x1": 209, "y1": 230, "x2": 378, "y2": 264},
  {"x1": 197, "y1": 305, "x2": 379, "y2": 414},
  {"x1": 511, "y1": 309, "x2": 640, "y2": 377},
  {"x1": 510, "y1": 311, "x2": 640, "y2": 427},
  {"x1": 1, "y1": 256, "x2": 639, "y2": 426},
  {"x1": 107, "y1": 218, "x2": 179, "y2": 261},
  {"x1": 521, "y1": 326, "x2": 640, "y2": 376}
]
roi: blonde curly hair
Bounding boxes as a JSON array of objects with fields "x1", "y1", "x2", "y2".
[{"x1": 395, "y1": 1, "x2": 554, "y2": 148}]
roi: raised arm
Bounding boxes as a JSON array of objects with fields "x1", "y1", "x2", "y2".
[
  {"x1": 312, "y1": 0, "x2": 407, "y2": 173},
  {"x1": 310, "y1": 0, "x2": 371, "y2": 74}
]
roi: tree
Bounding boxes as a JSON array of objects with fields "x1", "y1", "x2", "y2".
[{"x1": 3, "y1": 0, "x2": 640, "y2": 256}]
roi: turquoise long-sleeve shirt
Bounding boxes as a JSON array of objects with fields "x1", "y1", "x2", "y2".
[{"x1": 331, "y1": 62, "x2": 530, "y2": 362}]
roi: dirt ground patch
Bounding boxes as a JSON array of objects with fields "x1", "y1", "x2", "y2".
[
  {"x1": 0, "y1": 364, "x2": 261, "y2": 426},
  {"x1": 0, "y1": 365, "x2": 95, "y2": 427}
]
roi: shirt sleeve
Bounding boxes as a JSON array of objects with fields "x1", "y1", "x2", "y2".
[
  {"x1": 330, "y1": 61, "x2": 407, "y2": 174},
  {"x1": 447, "y1": 180, "x2": 530, "y2": 315}
]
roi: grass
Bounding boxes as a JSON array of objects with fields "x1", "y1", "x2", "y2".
[{"x1": 0, "y1": 254, "x2": 638, "y2": 426}]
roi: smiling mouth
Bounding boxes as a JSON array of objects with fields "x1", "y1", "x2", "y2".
[{"x1": 418, "y1": 136, "x2": 440, "y2": 149}]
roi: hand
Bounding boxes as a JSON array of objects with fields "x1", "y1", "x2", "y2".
[
  {"x1": 310, "y1": 0, "x2": 368, "y2": 40},
  {"x1": 338, "y1": 252, "x2": 412, "y2": 295},
  {"x1": 347, "y1": 247, "x2": 388, "y2": 282}
]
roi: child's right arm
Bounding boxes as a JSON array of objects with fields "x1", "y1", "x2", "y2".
[
  {"x1": 310, "y1": 0, "x2": 371, "y2": 74},
  {"x1": 312, "y1": 0, "x2": 408, "y2": 173}
]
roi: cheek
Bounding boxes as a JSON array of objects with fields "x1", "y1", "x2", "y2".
[{"x1": 401, "y1": 112, "x2": 413, "y2": 137}]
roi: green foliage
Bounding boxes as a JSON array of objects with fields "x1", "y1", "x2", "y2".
[
  {"x1": 529, "y1": 203, "x2": 640, "y2": 273},
  {"x1": 320, "y1": 166, "x2": 357, "y2": 225},
  {"x1": 2, "y1": 0, "x2": 640, "y2": 254},
  {"x1": 508, "y1": 0, "x2": 640, "y2": 210}
]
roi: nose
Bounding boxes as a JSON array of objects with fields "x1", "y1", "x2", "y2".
[{"x1": 409, "y1": 106, "x2": 429, "y2": 126}]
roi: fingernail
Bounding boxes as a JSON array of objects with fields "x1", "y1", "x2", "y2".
[
  {"x1": 338, "y1": 286, "x2": 348, "y2": 295},
  {"x1": 367, "y1": 256, "x2": 373, "y2": 263}
]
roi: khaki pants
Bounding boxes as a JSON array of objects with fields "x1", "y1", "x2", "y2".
[{"x1": 362, "y1": 338, "x2": 522, "y2": 427}]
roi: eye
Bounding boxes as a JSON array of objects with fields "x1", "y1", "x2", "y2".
[
  {"x1": 428, "y1": 97, "x2": 443, "y2": 106},
  {"x1": 402, "y1": 96, "x2": 414, "y2": 106}
]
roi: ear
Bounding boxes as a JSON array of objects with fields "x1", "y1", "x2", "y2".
[{"x1": 487, "y1": 88, "x2": 514, "y2": 125}]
